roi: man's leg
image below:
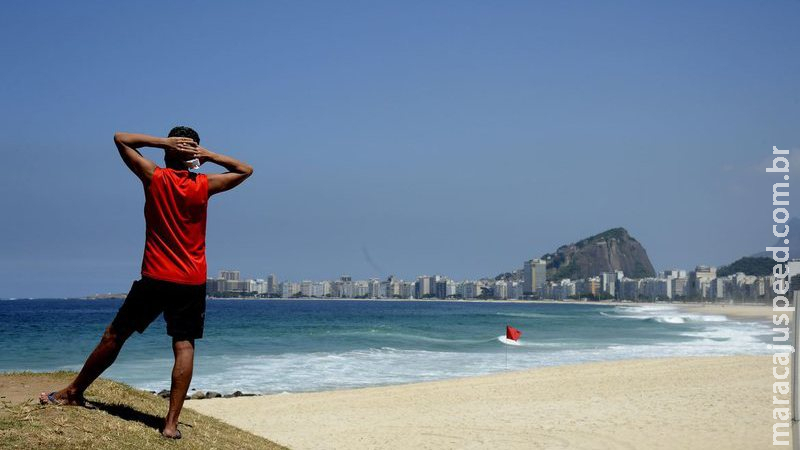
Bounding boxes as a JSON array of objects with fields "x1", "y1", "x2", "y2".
[
  {"x1": 40, "y1": 324, "x2": 134, "y2": 405},
  {"x1": 162, "y1": 338, "x2": 194, "y2": 438}
]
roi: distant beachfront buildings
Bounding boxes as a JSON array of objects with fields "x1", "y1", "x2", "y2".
[
  {"x1": 523, "y1": 259, "x2": 547, "y2": 296},
  {"x1": 539, "y1": 266, "x2": 773, "y2": 303},
  {"x1": 206, "y1": 258, "x2": 779, "y2": 303}
]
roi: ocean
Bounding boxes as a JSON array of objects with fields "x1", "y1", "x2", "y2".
[{"x1": 0, "y1": 299, "x2": 771, "y2": 394}]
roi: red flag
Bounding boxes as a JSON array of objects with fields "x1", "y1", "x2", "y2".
[{"x1": 506, "y1": 325, "x2": 522, "y2": 341}]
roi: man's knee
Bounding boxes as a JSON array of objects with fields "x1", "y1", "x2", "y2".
[
  {"x1": 102, "y1": 325, "x2": 131, "y2": 345},
  {"x1": 172, "y1": 338, "x2": 195, "y2": 353}
]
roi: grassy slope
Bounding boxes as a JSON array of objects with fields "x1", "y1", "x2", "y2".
[{"x1": 0, "y1": 372, "x2": 287, "y2": 450}]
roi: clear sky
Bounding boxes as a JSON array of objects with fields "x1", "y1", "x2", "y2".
[{"x1": 1, "y1": 1, "x2": 798, "y2": 297}]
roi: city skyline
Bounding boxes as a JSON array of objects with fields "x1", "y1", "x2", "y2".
[
  {"x1": 203, "y1": 257, "x2": 770, "y2": 302},
  {"x1": 201, "y1": 237, "x2": 765, "y2": 290}
]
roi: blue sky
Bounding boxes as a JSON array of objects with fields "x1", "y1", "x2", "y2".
[{"x1": 1, "y1": 1, "x2": 798, "y2": 297}]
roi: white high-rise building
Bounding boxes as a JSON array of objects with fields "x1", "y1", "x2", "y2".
[
  {"x1": 619, "y1": 278, "x2": 641, "y2": 300},
  {"x1": 339, "y1": 276, "x2": 354, "y2": 298},
  {"x1": 601, "y1": 272, "x2": 618, "y2": 297},
  {"x1": 688, "y1": 266, "x2": 717, "y2": 298},
  {"x1": 354, "y1": 281, "x2": 369, "y2": 298},
  {"x1": 220, "y1": 270, "x2": 240, "y2": 281},
  {"x1": 640, "y1": 278, "x2": 670, "y2": 300},
  {"x1": 281, "y1": 282, "x2": 300, "y2": 298},
  {"x1": 459, "y1": 281, "x2": 483, "y2": 299},
  {"x1": 446, "y1": 280, "x2": 457, "y2": 298},
  {"x1": 300, "y1": 280, "x2": 314, "y2": 297},
  {"x1": 494, "y1": 280, "x2": 508, "y2": 299},
  {"x1": 254, "y1": 279, "x2": 268, "y2": 295},
  {"x1": 368, "y1": 279, "x2": 382, "y2": 298},
  {"x1": 267, "y1": 274, "x2": 279, "y2": 295},
  {"x1": 311, "y1": 281, "x2": 329, "y2": 298},
  {"x1": 384, "y1": 278, "x2": 402, "y2": 298},
  {"x1": 401, "y1": 281, "x2": 416, "y2": 299},
  {"x1": 523, "y1": 259, "x2": 547, "y2": 295},
  {"x1": 671, "y1": 277, "x2": 688, "y2": 298},
  {"x1": 416, "y1": 276, "x2": 433, "y2": 298}
]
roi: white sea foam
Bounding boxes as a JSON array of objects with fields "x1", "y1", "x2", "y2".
[
  {"x1": 604, "y1": 305, "x2": 728, "y2": 324},
  {"x1": 497, "y1": 335, "x2": 521, "y2": 346},
  {"x1": 339, "y1": 330, "x2": 496, "y2": 345},
  {"x1": 495, "y1": 312, "x2": 557, "y2": 319},
  {"x1": 129, "y1": 319, "x2": 772, "y2": 394},
  {"x1": 121, "y1": 304, "x2": 772, "y2": 394}
]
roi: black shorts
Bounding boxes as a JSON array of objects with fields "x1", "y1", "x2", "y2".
[{"x1": 111, "y1": 276, "x2": 206, "y2": 340}]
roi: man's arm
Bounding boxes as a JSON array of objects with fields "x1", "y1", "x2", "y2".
[
  {"x1": 196, "y1": 146, "x2": 254, "y2": 196},
  {"x1": 113, "y1": 132, "x2": 197, "y2": 182}
]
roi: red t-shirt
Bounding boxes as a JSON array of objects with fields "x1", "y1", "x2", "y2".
[{"x1": 140, "y1": 167, "x2": 208, "y2": 285}]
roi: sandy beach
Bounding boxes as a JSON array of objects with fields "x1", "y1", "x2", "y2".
[
  {"x1": 187, "y1": 355, "x2": 773, "y2": 450},
  {"x1": 675, "y1": 303, "x2": 772, "y2": 321}
]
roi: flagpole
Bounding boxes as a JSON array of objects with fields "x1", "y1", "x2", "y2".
[{"x1": 504, "y1": 325, "x2": 520, "y2": 370}]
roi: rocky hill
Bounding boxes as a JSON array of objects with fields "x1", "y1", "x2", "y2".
[
  {"x1": 753, "y1": 217, "x2": 800, "y2": 259},
  {"x1": 541, "y1": 227, "x2": 656, "y2": 280},
  {"x1": 717, "y1": 256, "x2": 773, "y2": 277}
]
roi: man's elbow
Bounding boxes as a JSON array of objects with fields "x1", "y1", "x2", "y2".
[
  {"x1": 113, "y1": 132, "x2": 126, "y2": 144},
  {"x1": 244, "y1": 165, "x2": 254, "y2": 177}
]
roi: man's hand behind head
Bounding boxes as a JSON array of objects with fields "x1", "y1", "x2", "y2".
[
  {"x1": 200, "y1": 146, "x2": 253, "y2": 196},
  {"x1": 163, "y1": 137, "x2": 198, "y2": 160},
  {"x1": 194, "y1": 146, "x2": 216, "y2": 165}
]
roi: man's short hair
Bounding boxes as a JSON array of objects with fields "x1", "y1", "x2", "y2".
[{"x1": 168, "y1": 126, "x2": 200, "y2": 144}]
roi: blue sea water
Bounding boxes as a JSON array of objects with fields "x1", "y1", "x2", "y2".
[{"x1": 0, "y1": 299, "x2": 771, "y2": 394}]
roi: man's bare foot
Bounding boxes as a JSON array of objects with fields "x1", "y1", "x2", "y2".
[
  {"x1": 161, "y1": 426, "x2": 182, "y2": 439},
  {"x1": 38, "y1": 388, "x2": 91, "y2": 407}
]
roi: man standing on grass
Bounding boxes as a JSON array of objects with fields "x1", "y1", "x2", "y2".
[{"x1": 40, "y1": 126, "x2": 253, "y2": 439}]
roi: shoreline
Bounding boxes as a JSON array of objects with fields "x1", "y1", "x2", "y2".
[
  {"x1": 673, "y1": 302, "x2": 772, "y2": 321},
  {"x1": 186, "y1": 355, "x2": 772, "y2": 450},
  {"x1": 183, "y1": 300, "x2": 771, "y2": 399}
]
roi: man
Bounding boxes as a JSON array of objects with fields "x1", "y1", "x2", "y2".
[{"x1": 39, "y1": 126, "x2": 253, "y2": 439}]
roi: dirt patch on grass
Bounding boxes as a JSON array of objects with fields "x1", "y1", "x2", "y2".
[
  {"x1": 0, "y1": 372, "x2": 287, "y2": 449},
  {"x1": 0, "y1": 373, "x2": 71, "y2": 404}
]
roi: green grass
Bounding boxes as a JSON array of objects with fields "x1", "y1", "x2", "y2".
[{"x1": 0, "y1": 372, "x2": 288, "y2": 450}]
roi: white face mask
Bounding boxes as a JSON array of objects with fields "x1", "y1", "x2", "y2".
[{"x1": 183, "y1": 158, "x2": 201, "y2": 170}]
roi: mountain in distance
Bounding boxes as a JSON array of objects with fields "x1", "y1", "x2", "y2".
[
  {"x1": 752, "y1": 216, "x2": 800, "y2": 259},
  {"x1": 719, "y1": 217, "x2": 799, "y2": 276},
  {"x1": 541, "y1": 227, "x2": 656, "y2": 281},
  {"x1": 717, "y1": 256, "x2": 774, "y2": 277}
]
